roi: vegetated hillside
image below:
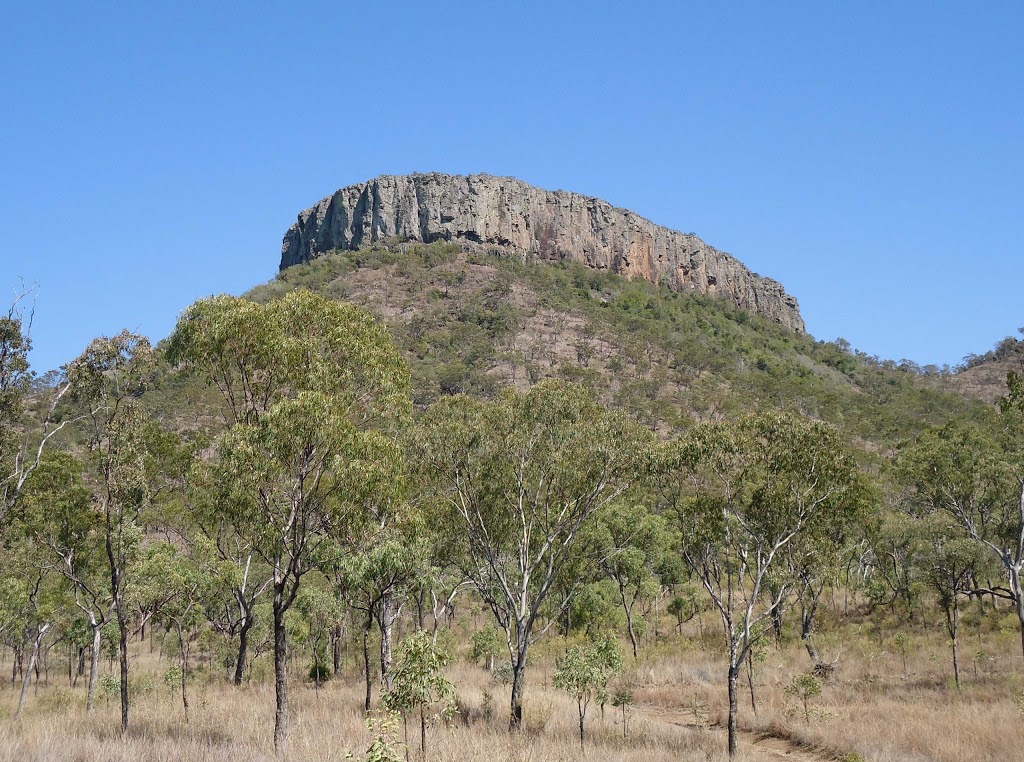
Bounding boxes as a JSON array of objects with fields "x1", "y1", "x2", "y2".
[
  {"x1": 245, "y1": 240, "x2": 992, "y2": 452},
  {"x1": 947, "y1": 334, "x2": 1024, "y2": 403},
  {"x1": 280, "y1": 172, "x2": 806, "y2": 332}
]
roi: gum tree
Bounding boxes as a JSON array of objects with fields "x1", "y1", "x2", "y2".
[
  {"x1": 1, "y1": 291, "x2": 76, "y2": 525},
  {"x1": 899, "y1": 421, "x2": 1024, "y2": 660},
  {"x1": 68, "y1": 330, "x2": 157, "y2": 734},
  {"x1": 663, "y1": 412, "x2": 860, "y2": 758},
  {"x1": 414, "y1": 380, "x2": 650, "y2": 729},
  {"x1": 171, "y1": 290, "x2": 410, "y2": 752}
]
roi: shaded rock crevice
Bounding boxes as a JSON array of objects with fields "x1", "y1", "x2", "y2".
[{"x1": 281, "y1": 173, "x2": 805, "y2": 332}]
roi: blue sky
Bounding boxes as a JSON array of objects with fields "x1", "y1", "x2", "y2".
[{"x1": 2, "y1": 2, "x2": 1021, "y2": 372}]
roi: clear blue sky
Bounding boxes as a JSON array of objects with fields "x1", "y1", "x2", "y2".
[{"x1": 2, "y1": 2, "x2": 1021, "y2": 372}]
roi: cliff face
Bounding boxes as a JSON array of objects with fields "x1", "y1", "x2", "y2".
[{"x1": 281, "y1": 173, "x2": 805, "y2": 332}]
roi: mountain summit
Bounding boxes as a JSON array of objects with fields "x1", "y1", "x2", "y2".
[{"x1": 281, "y1": 173, "x2": 805, "y2": 332}]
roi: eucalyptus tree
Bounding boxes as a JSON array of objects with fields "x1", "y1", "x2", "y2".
[
  {"x1": 14, "y1": 452, "x2": 110, "y2": 710},
  {"x1": 552, "y1": 634, "x2": 623, "y2": 750},
  {"x1": 332, "y1": 518, "x2": 424, "y2": 710},
  {"x1": 898, "y1": 422, "x2": 1024, "y2": 659},
  {"x1": 171, "y1": 290, "x2": 410, "y2": 752},
  {"x1": 786, "y1": 480, "x2": 872, "y2": 664},
  {"x1": 662, "y1": 412, "x2": 861, "y2": 758},
  {"x1": 2, "y1": 526, "x2": 63, "y2": 720},
  {"x1": 141, "y1": 539, "x2": 221, "y2": 721},
  {"x1": 414, "y1": 380, "x2": 651, "y2": 729},
  {"x1": 914, "y1": 515, "x2": 985, "y2": 688},
  {"x1": 1, "y1": 291, "x2": 76, "y2": 526},
  {"x1": 589, "y1": 502, "x2": 677, "y2": 659},
  {"x1": 67, "y1": 330, "x2": 157, "y2": 733},
  {"x1": 381, "y1": 629, "x2": 456, "y2": 758}
]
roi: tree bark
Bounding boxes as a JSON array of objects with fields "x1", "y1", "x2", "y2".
[
  {"x1": 951, "y1": 611, "x2": 961, "y2": 690},
  {"x1": 332, "y1": 624, "x2": 343, "y2": 676},
  {"x1": 14, "y1": 624, "x2": 49, "y2": 720},
  {"x1": 116, "y1": 606, "x2": 130, "y2": 733},
  {"x1": 181, "y1": 650, "x2": 190, "y2": 722},
  {"x1": 363, "y1": 617, "x2": 373, "y2": 712},
  {"x1": 1013, "y1": 564, "x2": 1024, "y2": 664},
  {"x1": 272, "y1": 601, "x2": 289, "y2": 754},
  {"x1": 86, "y1": 624, "x2": 101, "y2": 712},
  {"x1": 233, "y1": 614, "x2": 253, "y2": 686},
  {"x1": 420, "y1": 706, "x2": 427, "y2": 755},
  {"x1": 378, "y1": 592, "x2": 395, "y2": 692},
  {"x1": 801, "y1": 610, "x2": 820, "y2": 663},
  {"x1": 746, "y1": 654, "x2": 757, "y2": 714},
  {"x1": 619, "y1": 585, "x2": 639, "y2": 660},
  {"x1": 727, "y1": 662, "x2": 740, "y2": 758},
  {"x1": 509, "y1": 654, "x2": 527, "y2": 731}
]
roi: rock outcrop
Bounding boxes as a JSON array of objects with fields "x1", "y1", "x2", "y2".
[{"x1": 281, "y1": 173, "x2": 805, "y2": 332}]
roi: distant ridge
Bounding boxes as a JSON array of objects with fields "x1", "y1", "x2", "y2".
[{"x1": 281, "y1": 173, "x2": 805, "y2": 332}]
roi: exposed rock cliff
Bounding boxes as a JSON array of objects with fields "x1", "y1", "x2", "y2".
[{"x1": 281, "y1": 173, "x2": 805, "y2": 332}]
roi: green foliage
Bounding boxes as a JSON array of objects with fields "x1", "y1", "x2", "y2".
[
  {"x1": 470, "y1": 624, "x2": 503, "y2": 670},
  {"x1": 356, "y1": 712, "x2": 405, "y2": 762},
  {"x1": 250, "y1": 244, "x2": 988, "y2": 451},
  {"x1": 784, "y1": 672, "x2": 823, "y2": 723},
  {"x1": 98, "y1": 673, "x2": 119, "y2": 702},
  {"x1": 552, "y1": 634, "x2": 623, "y2": 747},
  {"x1": 892, "y1": 632, "x2": 912, "y2": 675},
  {"x1": 163, "y1": 665, "x2": 183, "y2": 692},
  {"x1": 381, "y1": 630, "x2": 456, "y2": 753}
]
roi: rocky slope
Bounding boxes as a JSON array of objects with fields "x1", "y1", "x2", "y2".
[{"x1": 280, "y1": 173, "x2": 806, "y2": 332}]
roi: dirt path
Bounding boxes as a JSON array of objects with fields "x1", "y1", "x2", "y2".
[{"x1": 637, "y1": 704, "x2": 832, "y2": 762}]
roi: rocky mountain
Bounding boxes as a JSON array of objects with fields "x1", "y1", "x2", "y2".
[{"x1": 280, "y1": 173, "x2": 806, "y2": 332}]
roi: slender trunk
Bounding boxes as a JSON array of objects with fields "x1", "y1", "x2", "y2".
[
  {"x1": 577, "y1": 700, "x2": 585, "y2": 750},
  {"x1": 181, "y1": 649, "x2": 191, "y2": 722},
  {"x1": 746, "y1": 653, "x2": 757, "y2": 714},
  {"x1": 420, "y1": 705, "x2": 427, "y2": 756},
  {"x1": 86, "y1": 625, "x2": 101, "y2": 712},
  {"x1": 379, "y1": 592, "x2": 395, "y2": 692},
  {"x1": 178, "y1": 625, "x2": 190, "y2": 723},
  {"x1": 619, "y1": 585, "x2": 639, "y2": 660},
  {"x1": 273, "y1": 600, "x2": 289, "y2": 754},
  {"x1": 770, "y1": 603, "x2": 783, "y2": 645},
  {"x1": 727, "y1": 662, "x2": 740, "y2": 758},
  {"x1": 363, "y1": 617, "x2": 373, "y2": 712},
  {"x1": 1014, "y1": 578, "x2": 1024, "y2": 665},
  {"x1": 951, "y1": 621, "x2": 960, "y2": 690},
  {"x1": 106, "y1": 513, "x2": 130, "y2": 735},
  {"x1": 233, "y1": 614, "x2": 253, "y2": 687},
  {"x1": 332, "y1": 624, "x2": 343, "y2": 676},
  {"x1": 116, "y1": 605, "x2": 129, "y2": 734},
  {"x1": 509, "y1": 650, "x2": 527, "y2": 731},
  {"x1": 801, "y1": 610, "x2": 820, "y2": 663},
  {"x1": 15, "y1": 624, "x2": 49, "y2": 720}
]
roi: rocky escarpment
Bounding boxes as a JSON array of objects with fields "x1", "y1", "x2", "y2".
[{"x1": 281, "y1": 173, "x2": 805, "y2": 332}]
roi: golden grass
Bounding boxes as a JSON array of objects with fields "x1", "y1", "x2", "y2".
[{"x1": 2, "y1": 614, "x2": 1023, "y2": 762}]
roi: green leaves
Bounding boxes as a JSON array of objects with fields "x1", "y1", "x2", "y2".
[
  {"x1": 168, "y1": 290, "x2": 411, "y2": 427},
  {"x1": 381, "y1": 630, "x2": 456, "y2": 719}
]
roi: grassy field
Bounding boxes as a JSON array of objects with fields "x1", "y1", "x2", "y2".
[{"x1": 3, "y1": 604, "x2": 1023, "y2": 762}]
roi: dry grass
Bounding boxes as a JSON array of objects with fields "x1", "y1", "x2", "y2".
[
  {"x1": 0, "y1": 658, "x2": 723, "y2": 762},
  {"x1": 2, "y1": 615, "x2": 1023, "y2": 762}
]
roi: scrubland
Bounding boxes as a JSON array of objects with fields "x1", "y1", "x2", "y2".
[{"x1": 3, "y1": 602, "x2": 1022, "y2": 762}]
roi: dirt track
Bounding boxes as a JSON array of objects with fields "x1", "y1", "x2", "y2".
[{"x1": 638, "y1": 704, "x2": 833, "y2": 761}]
